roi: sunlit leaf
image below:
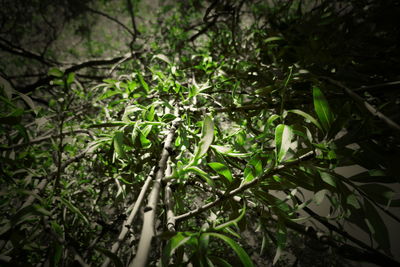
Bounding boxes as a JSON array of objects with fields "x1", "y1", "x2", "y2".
[
  {"x1": 194, "y1": 115, "x2": 214, "y2": 160},
  {"x1": 275, "y1": 124, "x2": 293, "y2": 163},
  {"x1": 208, "y1": 162, "x2": 233, "y2": 182},
  {"x1": 137, "y1": 72, "x2": 149, "y2": 92},
  {"x1": 288, "y1": 109, "x2": 322, "y2": 130},
  {"x1": 153, "y1": 54, "x2": 171, "y2": 65}
]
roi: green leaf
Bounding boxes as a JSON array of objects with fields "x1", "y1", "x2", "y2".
[
  {"x1": 208, "y1": 256, "x2": 232, "y2": 267},
  {"x1": 66, "y1": 72, "x2": 75, "y2": 85},
  {"x1": 214, "y1": 204, "x2": 246, "y2": 231},
  {"x1": 275, "y1": 124, "x2": 293, "y2": 163},
  {"x1": 211, "y1": 145, "x2": 252, "y2": 157},
  {"x1": 364, "y1": 200, "x2": 390, "y2": 250},
  {"x1": 48, "y1": 68, "x2": 64, "y2": 77},
  {"x1": 243, "y1": 157, "x2": 262, "y2": 183},
  {"x1": 95, "y1": 247, "x2": 123, "y2": 267},
  {"x1": 194, "y1": 116, "x2": 214, "y2": 160},
  {"x1": 11, "y1": 204, "x2": 52, "y2": 226},
  {"x1": 137, "y1": 72, "x2": 149, "y2": 92},
  {"x1": 113, "y1": 131, "x2": 127, "y2": 158},
  {"x1": 273, "y1": 224, "x2": 287, "y2": 265},
  {"x1": 208, "y1": 162, "x2": 233, "y2": 182},
  {"x1": 318, "y1": 171, "x2": 336, "y2": 187},
  {"x1": 16, "y1": 92, "x2": 37, "y2": 115},
  {"x1": 288, "y1": 109, "x2": 322, "y2": 130},
  {"x1": 59, "y1": 197, "x2": 89, "y2": 224},
  {"x1": 206, "y1": 233, "x2": 254, "y2": 267},
  {"x1": 140, "y1": 133, "x2": 152, "y2": 149},
  {"x1": 314, "y1": 189, "x2": 329, "y2": 205},
  {"x1": 162, "y1": 232, "x2": 195, "y2": 266},
  {"x1": 313, "y1": 86, "x2": 334, "y2": 132},
  {"x1": 264, "y1": 36, "x2": 284, "y2": 43},
  {"x1": 153, "y1": 54, "x2": 171, "y2": 65},
  {"x1": 186, "y1": 166, "x2": 215, "y2": 186}
]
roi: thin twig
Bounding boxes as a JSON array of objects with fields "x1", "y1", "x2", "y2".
[
  {"x1": 321, "y1": 76, "x2": 400, "y2": 133},
  {"x1": 174, "y1": 151, "x2": 315, "y2": 222}
]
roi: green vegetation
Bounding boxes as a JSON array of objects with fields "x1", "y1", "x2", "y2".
[{"x1": 1, "y1": 1, "x2": 400, "y2": 266}]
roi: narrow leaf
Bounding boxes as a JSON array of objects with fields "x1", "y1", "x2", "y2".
[
  {"x1": 364, "y1": 200, "x2": 390, "y2": 250},
  {"x1": 59, "y1": 197, "x2": 89, "y2": 224},
  {"x1": 207, "y1": 233, "x2": 254, "y2": 267},
  {"x1": 208, "y1": 162, "x2": 233, "y2": 182},
  {"x1": 313, "y1": 86, "x2": 334, "y2": 132},
  {"x1": 113, "y1": 131, "x2": 127, "y2": 158},
  {"x1": 162, "y1": 232, "x2": 194, "y2": 266},
  {"x1": 275, "y1": 124, "x2": 293, "y2": 163},
  {"x1": 288, "y1": 109, "x2": 322, "y2": 130},
  {"x1": 194, "y1": 116, "x2": 214, "y2": 160},
  {"x1": 95, "y1": 247, "x2": 123, "y2": 267}
]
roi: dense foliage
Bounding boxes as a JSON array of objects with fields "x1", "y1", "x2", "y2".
[{"x1": 1, "y1": 1, "x2": 400, "y2": 266}]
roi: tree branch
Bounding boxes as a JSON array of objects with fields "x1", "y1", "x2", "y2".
[
  {"x1": 174, "y1": 151, "x2": 315, "y2": 222},
  {"x1": 321, "y1": 76, "x2": 400, "y2": 133},
  {"x1": 129, "y1": 113, "x2": 180, "y2": 267}
]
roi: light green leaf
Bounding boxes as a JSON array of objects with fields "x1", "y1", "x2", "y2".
[
  {"x1": 186, "y1": 166, "x2": 215, "y2": 186},
  {"x1": 153, "y1": 54, "x2": 171, "y2": 65},
  {"x1": 140, "y1": 133, "x2": 152, "y2": 149},
  {"x1": 275, "y1": 124, "x2": 293, "y2": 163},
  {"x1": 264, "y1": 36, "x2": 284, "y2": 43},
  {"x1": 48, "y1": 68, "x2": 63, "y2": 77},
  {"x1": 211, "y1": 145, "x2": 252, "y2": 157},
  {"x1": 66, "y1": 72, "x2": 75, "y2": 84},
  {"x1": 206, "y1": 233, "x2": 254, "y2": 267},
  {"x1": 288, "y1": 109, "x2": 322, "y2": 130},
  {"x1": 137, "y1": 72, "x2": 149, "y2": 92},
  {"x1": 162, "y1": 232, "x2": 194, "y2": 266},
  {"x1": 113, "y1": 131, "x2": 127, "y2": 158},
  {"x1": 194, "y1": 116, "x2": 214, "y2": 160},
  {"x1": 208, "y1": 162, "x2": 233, "y2": 182},
  {"x1": 313, "y1": 86, "x2": 334, "y2": 132}
]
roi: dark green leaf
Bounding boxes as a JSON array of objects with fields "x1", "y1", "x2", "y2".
[
  {"x1": 206, "y1": 233, "x2": 254, "y2": 267},
  {"x1": 114, "y1": 131, "x2": 127, "y2": 158},
  {"x1": 95, "y1": 247, "x2": 123, "y2": 267},
  {"x1": 313, "y1": 86, "x2": 334, "y2": 132}
]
